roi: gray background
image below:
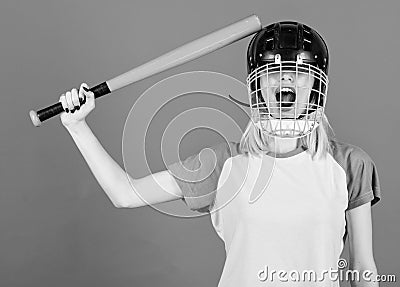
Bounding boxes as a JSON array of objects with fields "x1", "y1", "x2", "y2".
[{"x1": 1, "y1": 0, "x2": 399, "y2": 286}]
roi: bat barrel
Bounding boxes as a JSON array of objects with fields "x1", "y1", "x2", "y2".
[
  {"x1": 29, "y1": 14, "x2": 262, "y2": 127},
  {"x1": 107, "y1": 14, "x2": 262, "y2": 91}
]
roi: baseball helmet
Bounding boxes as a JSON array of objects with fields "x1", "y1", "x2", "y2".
[{"x1": 243, "y1": 21, "x2": 329, "y2": 138}]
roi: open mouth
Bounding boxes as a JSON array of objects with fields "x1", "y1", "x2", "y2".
[{"x1": 275, "y1": 87, "x2": 296, "y2": 108}]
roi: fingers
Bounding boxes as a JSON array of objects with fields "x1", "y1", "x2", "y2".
[
  {"x1": 59, "y1": 93, "x2": 69, "y2": 113},
  {"x1": 65, "y1": 91, "x2": 78, "y2": 113},
  {"x1": 59, "y1": 83, "x2": 94, "y2": 114},
  {"x1": 60, "y1": 88, "x2": 80, "y2": 113},
  {"x1": 71, "y1": 88, "x2": 80, "y2": 109}
]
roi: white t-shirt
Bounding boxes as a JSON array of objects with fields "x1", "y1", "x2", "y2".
[{"x1": 167, "y1": 139, "x2": 381, "y2": 287}]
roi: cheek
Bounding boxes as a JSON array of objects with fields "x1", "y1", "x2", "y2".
[
  {"x1": 298, "y1": 74, "x2": 315, "y2": 87},
  {"x1": 297, "y1": 89, "x2": 311, "y2": 103},
  {"x1": 260, "y1": 75, "x2": 280, "y2": 92},
  {"x1": 267, "y1": 73, "x2": 280, "y2": 85},
  {"x1": 297, "y1": 77, "x2": 314, "y2": 96},
  {"x1": 260, "y1": 77, "x2": 274, "y2": 99}
]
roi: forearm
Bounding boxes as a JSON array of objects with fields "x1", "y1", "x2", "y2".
[{"x1": 65, "y1": 121, "x2": 134, "y2": 207}]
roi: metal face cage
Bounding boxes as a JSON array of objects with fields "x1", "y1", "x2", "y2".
[{"x1": 247, "y1": 54, "x2": 329, "y2": 138}]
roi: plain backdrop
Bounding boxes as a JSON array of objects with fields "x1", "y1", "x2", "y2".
[{"x1": 0, "y1": 0, "x2": 399, "y2": 286}]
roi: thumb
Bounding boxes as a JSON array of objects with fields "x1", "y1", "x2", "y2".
[{"x1": 79, "y1": 83, "x2": 95, "y2": 102}]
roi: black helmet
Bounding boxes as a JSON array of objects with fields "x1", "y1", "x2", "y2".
[
  {"x1": 247, "y1": 21, "x2": 329, "y2": 75},
  {"x1": 243, "y1": 21, "x2": 330, "y2": 138}
]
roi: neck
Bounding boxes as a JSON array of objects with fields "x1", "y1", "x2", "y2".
[{"x1": 268, "y1": 137, "x2": 301, "y2": 154}]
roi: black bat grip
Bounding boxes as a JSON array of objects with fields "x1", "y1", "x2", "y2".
[{"x1": 29, "y1": 82, "x2": 111, "y2": 127}]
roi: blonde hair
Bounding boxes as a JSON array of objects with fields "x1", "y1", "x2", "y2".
[{"x1": 239, "y1": 113, "x2": 336, "y2": 160}]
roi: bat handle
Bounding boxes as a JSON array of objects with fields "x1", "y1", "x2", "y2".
[{"x1": 29, "y1": 82, "x2": 111, "y2": 127}]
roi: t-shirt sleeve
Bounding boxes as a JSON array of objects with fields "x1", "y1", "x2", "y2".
[
  {"x1": 166, "y1": 141, "x2": 237, "y2": 213},
  {"x1": 346, "y1": 147, "x2": 381, "y2": 211}
]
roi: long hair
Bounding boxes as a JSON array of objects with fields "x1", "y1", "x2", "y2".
[{"x1": 239, "y1": 113, "x2": 336, "y2": 160}]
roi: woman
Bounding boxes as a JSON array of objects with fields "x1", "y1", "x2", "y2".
[{"x1": 59, "y1": 21, "x2": 381, "y2": 286}]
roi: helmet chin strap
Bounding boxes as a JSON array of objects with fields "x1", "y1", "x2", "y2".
[{"x1": 248, "y1": 136, "x2": 277, "y2": 204}]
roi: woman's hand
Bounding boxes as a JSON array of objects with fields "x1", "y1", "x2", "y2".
[{"x1": 59, "y1": 83, "x2": 95, "y2": 128}]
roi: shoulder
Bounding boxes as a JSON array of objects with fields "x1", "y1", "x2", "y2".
[
  {"x1": 201, "y1": 141, "x2": 242, "y2": 166},
  {"x1": 209, "y1": 141, "x2": 241, "y2": 157},
  {"x1": 166, "y1": 140, "x2": 242, "y2": 188},
  {"x1": 166, "y1": 141, "x2": 243, "y2": 213},
  {"x1": 328, "y1": 139, "x2": 374, "y2": 170},
  {"x1": 328, "y1": 139, "x2": 381, "y2": 210}
]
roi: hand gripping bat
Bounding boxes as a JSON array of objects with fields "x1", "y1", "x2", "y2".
[{"x1": 29, "y1": 15, "x2": 262, "y2": 127}]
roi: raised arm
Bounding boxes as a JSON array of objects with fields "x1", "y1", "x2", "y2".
[{"x1": 60, "y1": 83, "x2": 183, "y2": 208}]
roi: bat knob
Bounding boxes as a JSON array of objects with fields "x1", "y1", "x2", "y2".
[{"x1": 29, "y1": 110, "x2": 42, "y2": 127}]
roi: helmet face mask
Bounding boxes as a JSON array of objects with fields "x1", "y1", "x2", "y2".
[{"x1": 246, "y1": 22, "x2": 329, "y2": 138}]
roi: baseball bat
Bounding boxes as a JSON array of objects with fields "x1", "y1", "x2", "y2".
[{"x1": 29, "y1": 15, "x2": 262, "y2": 127}]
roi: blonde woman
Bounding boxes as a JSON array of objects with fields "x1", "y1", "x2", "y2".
[{"x1": 59, "y1": 21, "x2": 381, "y2": 286}]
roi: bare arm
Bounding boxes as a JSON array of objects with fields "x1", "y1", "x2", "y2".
[
  {"x1": 346, "y1": 202, "x2": 379, "y2": 287},
  {"x1": 60, "y1": 84, "x2": 183, "y2": 208},
  {"x1": 66, "y1": 121, "x2": 183, "y2": 208}
]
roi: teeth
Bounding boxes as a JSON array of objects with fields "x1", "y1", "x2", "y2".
[{"x1": 278, "y1": 87, "x2": 295, "y2": 93}]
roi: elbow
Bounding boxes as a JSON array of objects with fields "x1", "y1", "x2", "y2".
[
  {"x1": 349, "y1": 259, "x2": 378, "y2": 286},
  {"x1": 112, "y1": 199, "x2": 142, "y2": 209},
  {"x1": 349, "y1": 255, "x2": 377, "y2": 272},
  {"x1": 107, "y1": 193, "x2": 131, "y2": 208},
  {"x1": 104, "y1": 184, "x2": 137, "y2": 209},
  {"x1": 351, "y1": 262, "x2": 378, "y2": 274},
  {"x1": 112, "y1": 199, "x2": 135, "y2": 208},
  {"x1": 113, "y1": 201, "x2": 126, "y2": 208}
]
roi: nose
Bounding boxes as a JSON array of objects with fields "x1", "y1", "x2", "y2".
[{"x1": 281, "y1": 72, "x2": 294, "y2": 82}]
